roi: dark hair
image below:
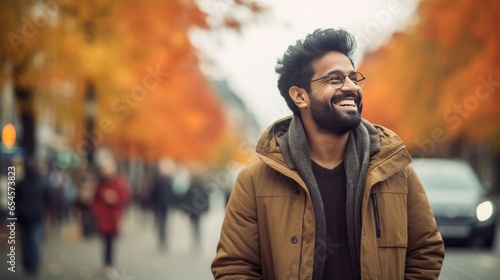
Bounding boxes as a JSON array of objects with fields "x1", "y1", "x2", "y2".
[{"x1": 275, "y1": 28, "x2": 357, "y2": 115}]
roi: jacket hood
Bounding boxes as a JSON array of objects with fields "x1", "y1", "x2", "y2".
[{"x1": 255, "y1": 116, "x2": 292, "y2": 167}]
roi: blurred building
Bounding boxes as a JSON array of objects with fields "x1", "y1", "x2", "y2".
[{"x1": 211, "y1": 79, "x2": 260, "y2": 139}]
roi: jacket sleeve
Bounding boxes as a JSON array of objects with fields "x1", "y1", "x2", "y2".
[
  {"x1": 211, "y1": 165, "x2": 262, "y2": 279},
  {"x1": 405, "y1": 165, "x2": 445, "y2": 279}
]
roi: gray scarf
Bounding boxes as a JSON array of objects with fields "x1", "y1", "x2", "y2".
[{"x1": 276, "y1": 116, "x2": 380, "y2": 280}]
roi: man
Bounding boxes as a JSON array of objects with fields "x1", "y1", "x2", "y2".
[
  {"x1": 149, "y1": 159, "x2": 175, "y2": 250},
  {"x1": 15, "y1": 159, "x2": 52, "y2": 277},
  {"x1": 211, "y1": 28, "x2": 444, "y2": 279}
]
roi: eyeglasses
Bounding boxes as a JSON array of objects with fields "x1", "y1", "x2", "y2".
[{"x1": 310, "y1": 71, "x2": 366, "y2": 89}]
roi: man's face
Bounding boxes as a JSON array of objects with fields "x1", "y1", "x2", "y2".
[{"x1": 308, "y1": 51, "x2": 363, "y2": 135}]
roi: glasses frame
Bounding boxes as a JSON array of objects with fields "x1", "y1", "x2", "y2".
[{"x1": 310, "y1": 70, "x2": 366, "y2": 89}]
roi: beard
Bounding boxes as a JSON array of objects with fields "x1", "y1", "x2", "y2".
[{"x1": 310, "y1": 92, "x2": 362, "y2": 135}]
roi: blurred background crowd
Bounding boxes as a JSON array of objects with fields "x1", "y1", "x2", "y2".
[{"x1": 0, "y1": 0, "x2": 500, "y2": 279}]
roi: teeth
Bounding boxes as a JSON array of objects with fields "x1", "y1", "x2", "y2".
[{"x1": 334, "y1": 99, "x2": 356, "y2": 107}]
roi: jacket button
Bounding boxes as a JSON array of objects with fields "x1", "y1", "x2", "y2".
[
  {"x1": 293, "y1": 188, "x2": 300, "y2": 195},
  {"x1": 290, "y1": 236, "x2": 298, "y2": 244}
]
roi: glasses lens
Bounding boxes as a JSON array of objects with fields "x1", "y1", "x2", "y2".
[
  {"x1": 328, "y1": 72, "x2": 344, "y2": 89},
  {"x1": 349, "y1": 72, "x2": 365, "y2": 88}
]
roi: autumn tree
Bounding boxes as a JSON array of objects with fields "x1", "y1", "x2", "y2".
[
  {"x1": 360, "y1": 0, "x2": 500, "y2": 156},
  {"x1": 0, "y1": 0, "x2": 264, "y2": 164}
]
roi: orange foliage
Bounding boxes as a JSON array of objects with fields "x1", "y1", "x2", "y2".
[
  {"x1": 360, "y1": 0, "x2": 500, "y2": 153},
  {"x1": 0, "y1": 0, "x2": 264, "y2": 163}
]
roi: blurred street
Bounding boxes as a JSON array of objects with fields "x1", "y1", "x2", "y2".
[
  {"x1": 441, "y1": 245, "x2": 500, "y2": 280},
  {"x1": 1, "y1": 192, "x2": 500, "y2": 279},
  {"x1": 0, "y1": 194, "x2": 227, "y2": 280}
]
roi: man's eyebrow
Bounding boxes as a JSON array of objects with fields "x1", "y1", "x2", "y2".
[
  {"x1": 324, "y1": 69, "x2": 355, "y2": 76},
  {"x1": 323, "y1": 69, "x2": 341, "y2": 77}
]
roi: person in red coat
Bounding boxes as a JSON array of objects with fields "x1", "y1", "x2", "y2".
[{"x1": 92, "y1": 158, "x2": 130, "y2": 277}]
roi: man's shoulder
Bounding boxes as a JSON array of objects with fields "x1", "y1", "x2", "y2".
[
  {"x1": 370, "y1": 123, "x2": 404, "y2": 144},
  {"x1": 364, "y1": 121, "x2": 411, "y2": 163},
  {"x1": 239, "y1": 157, "x2": 274, "y2": 176},
  {"x1": 237, "y1": 157, "x2": 292, "y2": 185},
  {"x1": 365, "y1": 120, "x2": 394, "y2": 135}
]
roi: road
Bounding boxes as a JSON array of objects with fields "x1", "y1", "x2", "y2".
[
  {"x1": 440, "y1": 239, "x2": 500, "y2": 280},
  {"x1": 0, "y1": 194, "x2": 228, "y2": 280},
  {"x1": 1, "y1": 193, "x2": 499, "y2": 279},
  {"x1": 439, "y1": 196, "x2": 500, "y2": 280}
]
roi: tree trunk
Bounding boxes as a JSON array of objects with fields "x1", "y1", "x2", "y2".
[
  {"x1": 85, "y1": 81, "x2": 96, "y2": 166},
  {"x1": 15, "y1": 85, "x2": 35, "y2": 159}
]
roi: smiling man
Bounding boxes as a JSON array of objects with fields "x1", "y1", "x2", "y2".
[{"x1": 212, "y1": 28, "x2": 444, "y2": 280}]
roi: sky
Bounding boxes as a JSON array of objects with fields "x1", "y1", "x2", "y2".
[{"x1": 192, "y1": 0, "x2": 419, "y2": 130}]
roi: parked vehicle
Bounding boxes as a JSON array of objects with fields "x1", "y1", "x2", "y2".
[{"x1": 413, "y1": 158, "x2": 497, "y2": 248}]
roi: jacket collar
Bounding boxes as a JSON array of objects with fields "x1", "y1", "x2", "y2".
[{"x1": 256, "y1": 116, "x2": 383, "y2": 168}]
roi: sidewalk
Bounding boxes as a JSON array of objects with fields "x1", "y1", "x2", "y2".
[{"x1": 0, "y1": 194, "x2": 227, "y2": 280}]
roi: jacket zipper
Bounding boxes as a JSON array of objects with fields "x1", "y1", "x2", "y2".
[
  {"x1": 297, "y1": 192, "x2": 307, "y2": 279},
  {"x1": 365, "y1": 145, "x2": 407, "y2": 240},
  {"x1": 371, "y1": 193, "x2": 381, "y2": 238}
]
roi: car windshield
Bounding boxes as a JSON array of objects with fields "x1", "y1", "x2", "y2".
[
  {"x1": 413, "y1": 161, "x2": 482, "y2": 192},
  {"x1": 418, "y1": 173, "x2": 476, "y2": 192}
]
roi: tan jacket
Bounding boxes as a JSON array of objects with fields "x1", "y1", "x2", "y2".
[{"x1": 212, "y1": 117, "x2": 444, "y2": 279}]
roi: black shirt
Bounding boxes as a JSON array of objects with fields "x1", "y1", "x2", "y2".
[{"x1": 311, "y1": 160, "x2": 355, "y2": 280}]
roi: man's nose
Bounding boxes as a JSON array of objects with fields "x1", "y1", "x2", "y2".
[{"x1": 340, "y1": 77, "x2": 359, "y2": 92}]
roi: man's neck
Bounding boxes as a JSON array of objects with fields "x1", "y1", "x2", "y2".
[{"x1": 305, "y1": 123, "x2": 349, "y2": 170}]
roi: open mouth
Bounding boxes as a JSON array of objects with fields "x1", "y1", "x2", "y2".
[{"x1": 332, "y1": 99, "x2": 357, "y2": 108}]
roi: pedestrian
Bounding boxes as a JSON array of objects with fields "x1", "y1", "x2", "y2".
[
  {"x1": 60, "y1": 172, "x2": 77, "y2": 221},
  {"x1": 212, "y1": 28, "x2": 445, "y2": 279},
  {"x1": 75, "y1": 161, "x2": 97, "y2": 238},
  {"x1": 92, "y1": 157, "x2": 130, "y2": 278},
  {"x1": 74, "y1": 162, "x2": 97, "y2": 237},
  {"x1": 180, "y1": 164, "x2": 209, "y2": 253},
  {"x1": 37, "y1": 161, "x2": 60, "y2": 226},
  {"x1": 14, "y1": 158, "x2": 52, "y2": 277},
  {"x1": 148, "y1": 159, "x2": 175, "y2": 250}
]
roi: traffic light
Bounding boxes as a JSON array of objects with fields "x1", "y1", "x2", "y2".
[{"x1": 2, "y1": 123, "x2": 16, "y2": 149}]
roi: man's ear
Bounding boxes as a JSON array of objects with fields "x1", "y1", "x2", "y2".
[{"x1": 289, "y1": 86, "x2": 308, "y2": 109}]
